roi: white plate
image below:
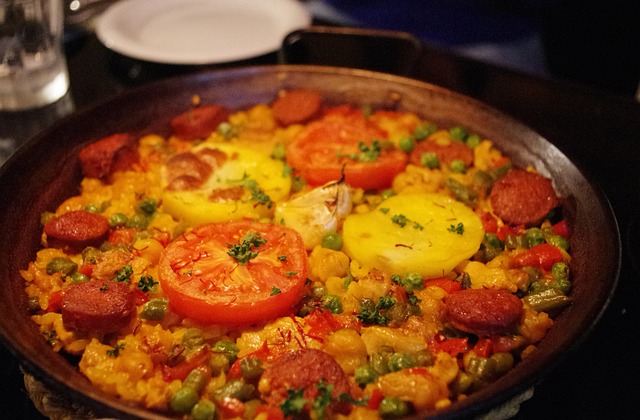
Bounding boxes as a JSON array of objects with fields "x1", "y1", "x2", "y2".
[{"x1": 95, "y1": 0, "x2": 311, "y2": 65}]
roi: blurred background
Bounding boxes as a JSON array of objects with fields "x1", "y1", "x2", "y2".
[{"x1": 307, "y1": 0, "x2": 640, "y2": 98}]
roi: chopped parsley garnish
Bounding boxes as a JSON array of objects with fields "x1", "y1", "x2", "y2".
[
  {"x1": 99, "y1": 283, "x2": 109, "y2": 292},
  {"x1": 137, "y1": 275, "x2": 158, "y2": 293},
  {"x1": 114, "y1": 265, "x2": 133, "y2": 283},
  {"x1": 379, "y1": 207, "x2": 390, "y2": 214},
  {"x1": 277, "y1": 255, "x2": 287, "y2": 261},
  {"x1": 357, "y1": 296, "x2": 396, "y2": 325},
  {"x1": 448, "y1": 222, "x2": 465, "y2": 235},
  {"x1": 391, "y1": 214, "x2": 409, "y2": 227},
  {"x1": 227, "y1": 232, "x2": 267, "y2": 264},
  {"x1": 280, "y1": 381, "x2": 335, "y2": 420},
  {"x1": 270, "y1": 287, "x2": 281, "y2": 296},
  {"x1": 286, "y1": 271, "x2": 298, "y2": 278},
  {"x1": 357, "y1": 140, "x2": 382, "y2": 162},
  {"x1": 312, "y1": 381, "x2": 334, "y2": 420},
  {"x1": 281, "y1": 388, "x2": 307, "y2": 417},
  {"x1": 106, "y1": 343, "x2": 125, "y2": 357}
]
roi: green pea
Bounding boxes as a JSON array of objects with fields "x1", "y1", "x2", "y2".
[
  {"x1": 371, "y1": 346, "x2": 394, "y2": 374},
  {"x1": 271, "y1": 143, "x2": 286, "y2": 160},
  {"x1": 466, "y1": 134, "x2": 481, "y2": 148},
  {"x1": 84, "y1": 204, "x2": 101, "y2": 213},
  {"x1": 212, "y1": 339, "x2": 239, "y2": 363},
  {"x1": 170, "y1": 386, "x2": 199, "y2": 413},
  {"x1": 138, "y1": 198, "x2": 157, "y2": 216},
  {"x1": 551, "y1": 262, "x2": 568, "y2": 280},
  {"x1": 420, "y1": 152, "x2": 440, "y2": 169},
  {"x1": 413, "y1": 122, "x2": 437, "y2": 141},
  {"x1": 82, "y1": 247, "x2": 101, "y2": 264},
  {"x1": 217, "y1": 122, "x2": 237, "y2": 139},
  {"x1": 379, "y1": 397, "x2": 409, "y2": 418},
  {"x1": 450, "y1": 159, "x2": 467, "y2": 174},
  {"x1": 46, "y1": 258, "x2": 78, "y2": 276},
  {"x1": 321, "y1": 231, "x2": 343, "y2": 251},
  {"x1": 449, "y1": 126, "x2": 468, "y2": 142},
  {"x1": 109, "y1": 213, "x2": 128, "y2": 227},
  {"x1": 322, "y1": 294, "x2": 343, "y2": 314},
  {"x1": 398, "y1": 136, "x2": 415, "y2": 153},
  {"x1": 551, "y1": 277, "x2": 571, "y2": 294},
  {"x1": 182, "y1": 328, "x2": 205, "y2": 348},
  {"x1": 70, "y1": 273, "x2": 90, "y2": 284},
  {"x1": 452, "y1": 371, "x2": 474, "y2": 394},
  {"x1": 183, "y1": 368, "x2": 208, "y2": 393},
  {"x1": 240, "y1": 356, "x2": 264, "y2": 382},
  {"x1": 191, "y1": 400, "x2": 216, "y2": 420},
  {"x1": 139, "y1": 297, "x2": 169, "y2": 320},
  {"x1": 126, "y1": 213, "x2": 149, "y2": 229},
  {"x1": 354, "y1": 364, "x2": 378, "y2": 385},
  {"x1": 388, "y1": 352, "x2": 416, "y2": 372},
  {"x1": 490, "y1": 352, "x2": 514, "y2": 375}
]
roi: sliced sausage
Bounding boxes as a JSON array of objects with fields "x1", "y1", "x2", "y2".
[
  {"x1": 165, "y1": 152, "x2": 212, "y2": 190},
  {"x1": 445, "y1": 288, "x2": 523, "y2": 336},
  {"x1": 209, "y1": 186, "x2": 245, "y2": 202},
  {"x1": 272, "y1": 89, "x2": 323, "y2": 126},
  {"x1": 490, "y1": 169, "x2": 559, "y2": 225},
  {"x1": 62, "y1": 280, "x2": 136, "y2": 333},
  {"x1": 197, "y1": 148, "x2": 228, "y2": 168},
  {"x1": 261, "y1": 348, "x2": 351, "y2": 409},
  {"x1": 409, "y1": 138, "x2": 474, "y2": 167},
  {"x1": 78, "y1": 133, "x2": 139, "y2": 181},
  {"x1": 170, "y1": 105, "x2": 229, "y2": 141},
  {"x1": 44, "y1": 210, "x2": 110, "y2": 253}
]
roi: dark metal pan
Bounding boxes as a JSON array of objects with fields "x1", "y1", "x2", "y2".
[{"x1": 0, "y1": 65, "x2": 620, "y2": 419}]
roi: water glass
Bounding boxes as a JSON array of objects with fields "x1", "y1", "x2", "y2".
[{"x1": 0, "y1": 0, "x2": 69, "y2": 111}]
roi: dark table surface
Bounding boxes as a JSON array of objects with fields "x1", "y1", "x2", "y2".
[{"x1": 1, "y1": 26, "x2": 639, "y2": 419}]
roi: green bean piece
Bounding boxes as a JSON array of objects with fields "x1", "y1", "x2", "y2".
[
  {"x1": 212, "y1": 379, "x2": 256, "y2": 402},
  {"x1": 451, "y1": 371, "x2": 474, "y2": 394},
  {"x1": 191, "y1": 400, "x2": 216, "y2": 420},
  {"x1": 450, "y1": 159, "x2": 467, "y2": 174},
  {"x1": 109, "y1": 212, "x2": 128, "y2": 227},
  {"x1": 547, "y1": 234, "x2": 569, "y2": 251},
  {"x1": 398, "y1": 136, "x2": 415, "y2": 153},
  {"x1": 209, "y1": 353, "x2": 230, "y2": 375},
  {"x1": 183, "y1": 368, "x2": 208, "y2": 394},
  {"x1": 379, "y1": 397, "x2": 409, "y2": 418},
  {"x1": 46, "y1": 258, "x2": 78, "y2": 276},
  {"x1": 388, "y1": 353, "x2": 416, "y2": 372},
  {"x1": 181, "y1": 328, "x2": 205, "y2": 349},
  {"x1": 551, "y1": 277, "x2": 571, "y2": 294},
  {"x1": 525, "y1": 228, "x2": 546, "y2": 248},
  {"x1": 170, "y1": 386, "x2": 199, "y2": 413},
  {"x1": 240, "y1": 356, "x2": 264, "y2": 382},
  {"x1": 138, "y1": 297, "x2": 169, "y2": 320},
  {"x1": 504, "y1": 234, "x2": 525, "y2": 250},
  {"x1": 445, "y1": 178, "x2": 478, "y2": 207},
  {"x1": 371, "y1": 346, "x2": 394, "y2": 374},
  {"x1": 420, "y1": 152, "x2": 440, "y2": 169},
  {"x1": 523, "y1": 288, "x2": 571, "y2": 313},
  {"x1": 473, "y1": 170, "x2": 495, "y2": 190},
  {"x1": 354, "y1": 364, "x2": 378, "y2": 385},
  {"x1": 212, "y1": 339, "x2": 239, "y2": 363},
  {"x1": 321, "y1": 231, "x2": 343, "y2": 251}
]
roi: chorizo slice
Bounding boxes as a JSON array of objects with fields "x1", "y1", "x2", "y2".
[
  {"x1": 272, "y1": 89, "x2": 323, "y2": 126},
  {"x1": 490, "y1": 169, "x2": 559, "y2": 225},
  {"x1": 44, "y1": 210, "x2": 110, "y2": 253},
  {"x1": 170, "y1": 105, "x2": 230, "y2": 141},
  {"x1": 78, "y1": 133, "x2": 139, "y2": 181},
  {"x1": 445, "y1": 288, "x2": 523, "y2": 336},
  {"x1": 409, "y1": 138, "x2": 474, "y2": 167},
  {"x1": 164, "y1": 152, "x2": 212, "y2": 190},
  {"x1": 62, "y1": 280, "x2": 136, "y2": 333},
  {"x1": 261, "y1": 348, "x2": 351, "y2": 410}
]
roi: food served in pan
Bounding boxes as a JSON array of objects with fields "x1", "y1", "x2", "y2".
[{"x1": 21, "y1": 89, "x2": 572, "y2": 419}]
